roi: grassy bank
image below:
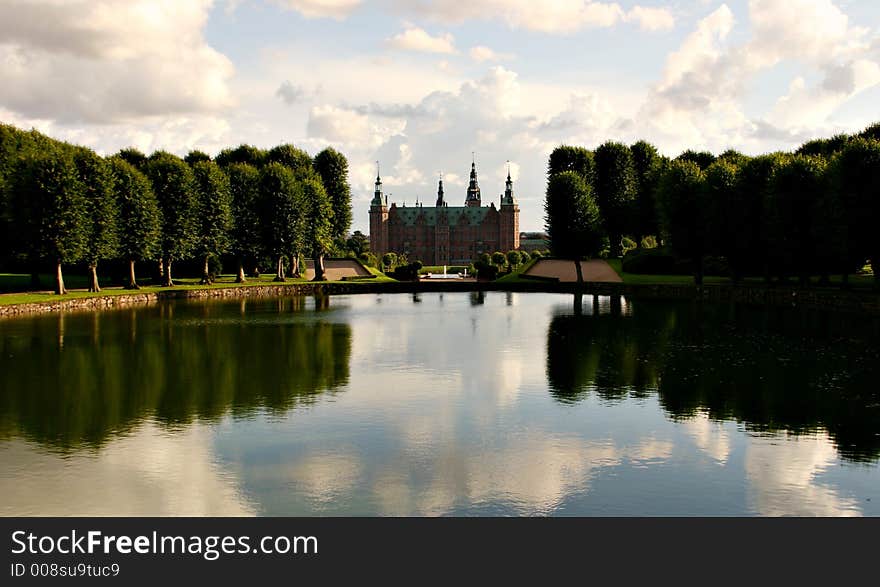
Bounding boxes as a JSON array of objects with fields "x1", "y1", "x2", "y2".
[{"x1": 606, "y1": 259, "x2": 876, "y2": 288}]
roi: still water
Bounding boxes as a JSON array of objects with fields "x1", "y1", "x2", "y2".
[{"x1": 1, "y1": 292, "x2": 878, "y2": 516}]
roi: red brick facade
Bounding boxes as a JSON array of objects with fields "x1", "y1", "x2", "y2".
[{"x1": 369, "y1": 163, "x2": 520, "y2": 265}]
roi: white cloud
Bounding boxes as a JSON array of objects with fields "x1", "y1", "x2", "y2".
[
  {"x1": 469, "y1": 45, "x2": 513, "y2": 63},
  {"x1": 626, "y1": 6, "x2": 676, "y2": 32},
  {"x1": 386, "y1": 26, "x2": 456, "y2": 54},
  {"x1": 745, "y1": 432, "x2": 862, "y2": 516},
  {"x1": 0, "y1": 0, "x2": 235, "y2": 124},
  {"x1": 391, "y1": 1, "x2": 675, "y2": 34},
  {"x1": 271, "y1": 0, "x2": 361, "y2": 19}
]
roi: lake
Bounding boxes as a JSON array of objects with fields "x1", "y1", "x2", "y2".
[{"x1": 1, "y1": 292, "x2": 878, "y2": 516}]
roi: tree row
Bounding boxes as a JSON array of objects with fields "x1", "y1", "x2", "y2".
[
  {"x1": 0, "y1": 124, "x2": 353, "y2": 294},
  {"x1": 545, "y1": 122, "x2": 880, "y2": 286}
]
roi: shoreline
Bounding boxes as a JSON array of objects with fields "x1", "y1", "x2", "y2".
[{"x1": 2, "y1": 279, "x2": 879, "y2": 318}]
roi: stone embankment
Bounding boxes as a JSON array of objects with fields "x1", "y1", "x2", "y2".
[{"x1": 1, "y1": 280, "x2": 878, "y2": 318}]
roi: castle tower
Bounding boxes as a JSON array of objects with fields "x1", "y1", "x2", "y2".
[
  {"x1": 465, "y1": 157, "x2": 481, "y2": 207},
  {"x1": 499, "y1": 163, "x2": 520, "y2": 252},
  {"x1": 369, "y1": 164, "x2": 389, "y2": 255},
  {"x1": 436, "y1": 173, "x2": 446, "y2": 207}
]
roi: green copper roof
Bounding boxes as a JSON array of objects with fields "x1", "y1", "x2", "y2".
[{"x1": 391, "y1": 205, "x2": 492, "y2": 227}]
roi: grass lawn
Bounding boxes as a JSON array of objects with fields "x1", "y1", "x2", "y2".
[
  {"x1": 494, "y1": 258, "x2": 540, "y2": 284},
  {"x1": 0, "y1": 271, "x2": 397, "y2": 307},
  {"x1": 605, "y1": 259, "x2": 876, "y2": 289}
]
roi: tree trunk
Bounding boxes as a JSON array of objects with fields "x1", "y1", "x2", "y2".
[
  {"x1": 291, "y1": 253, "x2": 300, "y2": 278},
  {"x1": 694, "y1": 257, "x2": 704, "y2": 286},
  {"x1": 157, "y1": 257, "x2": 164, "y2": 284},
  {"x1": 54, "y1": 260, "x2": 67, "y2": 295},
  {"x1": 236, "y1": 257, "x2": 246, "y2": 283},
  {"x1": 574, "y1": 259, "x2": 584, "y2": 285},
  {"x1": 126, "y1": 258, "x2": 141, "y2": 290},
  {"x1": 162, "y1": 257, "x2": 174, "y2": 287},
  {"x1": 200, "y1": 255, "x2": 212, "y2": 285},
  {"x1": 30, "y1": 271, "x2": 41, "y2": 289},
  {"x1": 841, "y1": 272, "x2": 850, "y2": 290},
  {"x1": 88, "y1": 262, "x2": 101, "y2": 293},
  {"x1": 312, "y1": 252, "x2": 326, "y2": 281},
  {"x1": 274, "y1": 255, "x2": 285, "y2": 282}
]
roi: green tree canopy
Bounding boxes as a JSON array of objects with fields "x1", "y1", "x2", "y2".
[
  {"x1": 594, "y1": 141, "x2": 637, "y2": 257},
  {"x1": 267, "y1": 144, "x2": 313, "y2": 177},
  {"x1": 145, "y1": 152, "x2": 197, "y2": 286},
  {"x1": 258, "y1": 162, "x2": 301, "y2": 281},
  {"x1": 301, "y1": 174, "x2": 335, "y2": 280},
  {"x1": 215, "y1": 144, "x2": 267, "y2": 168},
  {"x1": 313, "y1": 147, "x2": 352, "y2": 242},
  {"x1": 108, "y1": 157, "x2": 161, "y2": 289},
  {"x1": 548, "y1": 145, "x2": 595, "y2": 185},
  {"x1": 544, "y1": 171, "x2": 604, "y2": 259},
  {"x1": 630, "y1": 140, "x2": 662, "y2": 243},
  {"x1": 184, "y1": 150, "x2": 212, "y2": 165},
  {"x1": 73, "y1": 148, "x2": 118, "y2": 292},
  {"x1": 656, "y1": 160, "x2": 708, "y2": 284},
  {"x1": 225, "y1": 163, "x2": 262, "y2": 282},
  {"x1": 10, "y1": 147, "x2": 88, "y2": 294},
  {"x1": 676, "y1": 150, "x2": 716, "y2": 170},
  {"x1": 192, "y1": 160, "x2": 233, "y2": 284}
]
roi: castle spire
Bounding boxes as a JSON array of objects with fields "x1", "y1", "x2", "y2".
[
  {"x1": 371, "y1": 161, "x2": 384, "y2": 207},
  {"x1": 503, "y1": 160, "x2": 516, "y2": 206},
  {"x1": 436, "y1": 171, "x2": 445, "y2": 207},
  {"x1": 466, "y1": 155, "x2": 481, "y2": 207}
]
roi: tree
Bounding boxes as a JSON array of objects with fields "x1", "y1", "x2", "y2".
[
  {"x1": 765, "y1": 155, "x2": 828, "y2": 285},
  {"x1": 829, "y1": 139, "x2": 880, "y2": 288},
  {"x1": 729, "y1": 154, "x2": 784, "y2": 281},
  {"x1": 544, "y1": 171, "x2": 604, "y2": 259},
  {"x1": 594, "y1": 141, "x2": 637, "y2": 257},
  {"x1": 702, "y1": 159, "x2": 740, "y2": 275},
  {"x1": 10, "y1": 147, "x2": 87, "y2": 294},
  {"x1": 346, "y1": 230, "x2": 370, "y2": 256},
  {"x1": 145, "y1": 153, "x2": 197, "y2": 286},
  {"x1": 266, "y1": 144, "x2": 313, "y2": 176},
  {"x1": 184, "y1": 150, "x2": 212, "y2": 165},
  {"x1": 301, "y1": 174, "x2": 334, "y2": 281},
  {"x1": 676, "y1": 150, "x2": 716, "y2": 170},
  {"x1": 630, "y1": 141, "x2": 662, "y2": 245},
  {"x1": 548, "y1": 146, "x2": 595, "y2": 185},
  {"x1": 226, "y1": 163, "x2": 262, "y2": 282},
  {"x1": 215, "y1": 144, "x2": 267, "y2": 168},
  {"x1": 116, "y1": 148, "x2": 148, "y2": 170},
  {"x1": 73, "y1": 149, "x2": 118, "y2": 292},
  {"x1": 258, "y1": 163, "x2": 300, "y2": 281},
  {"x1": 858, "y1": 123, "x2": 880, "y2": 142},
  {"x1": 797, "y1": 134, "x2": 850, "y2": 158},
  {"x1": 381, "y1": 252, "x2": 397, "y2": 271},
  {"x1": 108, "y1": 157, "x2": 161, "y2": 289},
  {"x1": 192, "y1": 161, "x2": 233, "y2": 284},
  {"x1": 507, "y1": 250, "x2": 522, "y2": 269},
  {"x1": 656, "y1": 160, "x2": 707, "y2": 284},
  {"x1": 492, "y1": 251, "x2": 507, "y2": 268},
  {"x1": 314, "y1": 147, "x2": 352, "y2": 242}
]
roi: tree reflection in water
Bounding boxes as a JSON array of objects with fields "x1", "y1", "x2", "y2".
[
  {"x1": 0, "y1": 298, "x2": 351, "y2": 451},
  {"x1": 546, "y1": 295, "x2": 880, "y2": 463}
]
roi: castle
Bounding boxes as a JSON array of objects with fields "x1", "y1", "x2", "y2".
[{"x1": 369, "y1": 160, "x2": 520, "y2": 265}]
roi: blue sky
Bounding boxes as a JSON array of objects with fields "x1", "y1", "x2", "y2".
[{"x1": 2, "y1": 0, "x2": 879, "y2": 232}]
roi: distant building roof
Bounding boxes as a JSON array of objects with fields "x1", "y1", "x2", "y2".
[{"x1": 390, "y1": 205, "x2": 494, "y2": 227}]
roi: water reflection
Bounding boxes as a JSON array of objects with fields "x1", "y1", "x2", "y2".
[
  {"x1": 546, "y1": 297, "x2": 880, "y2": 463},
  {"x1": 0, "y1": 298, "x2": 351, "y2": 450},
  {"x1": 1, "y1": 292, "x2": 878, "y2": 516}
]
